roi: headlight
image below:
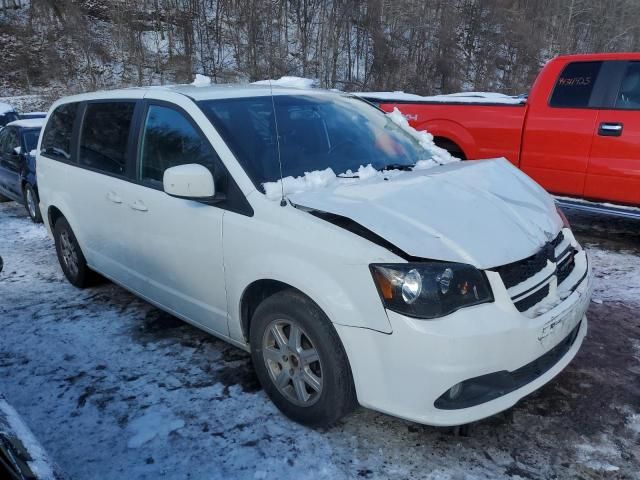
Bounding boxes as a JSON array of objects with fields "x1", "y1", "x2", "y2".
[{"x1": 370, "y1": 262, "x2": 493, "y2": 319}]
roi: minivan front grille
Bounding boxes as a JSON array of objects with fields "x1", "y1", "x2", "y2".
[
  {"x1": 492, "y1": 231, "x2": 579, "y2": 315},
  {"x1": 514, "y1": 284, "x2": 550, "y2": 312},
  {"x1": 494, "y1": 235, "x2": 558, "y2": 289}
]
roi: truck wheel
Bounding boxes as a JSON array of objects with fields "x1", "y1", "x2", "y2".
[
  {"x1": 53, "y1": 217, "x2": 93, "y2": 288},
  {"x1": 250, "y1": 290, "x2": 357, "y2": 427},
  {"x1": 23, "y1": 184, "x2": 42, "y2": 223}
]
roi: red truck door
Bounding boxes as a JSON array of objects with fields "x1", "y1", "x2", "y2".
[
  {"x1": 586, "y1": 60, "x2": 640, "y2": 205},
  {"x1": 520, "y1": 61, "x2": 604, "y2": 197}
]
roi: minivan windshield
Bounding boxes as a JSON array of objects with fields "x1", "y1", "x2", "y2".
[{"x1": 199, "y1": 94, "x2": 432, "y2": 189}]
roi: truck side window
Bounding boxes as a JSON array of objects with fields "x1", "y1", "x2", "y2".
[
  {"x1": 615, "y1": 62, "x2": 640, "y2": 109},
  {"x1": 79, "y1": 102, "x2": 135, "y2": 176},
  {"x1": 41, "y1": 103, "x2": 79, "y2": 161},
  {"x1": 549, "y1": 61, "x2": 602, "y2": 108},
  {"x1": 139, "y1": 105, "x2": 220, "y2": 188}
]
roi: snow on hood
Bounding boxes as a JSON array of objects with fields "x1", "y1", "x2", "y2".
[
  {"x1": 289, "y1": 159, "x2": 562, "y2": 269},
  {"x1": 263, "y1": 108, "x2": 458, "y2": 200},
  {"x1": 252, "y1": 76, "x2": 318, "y2": 89}
]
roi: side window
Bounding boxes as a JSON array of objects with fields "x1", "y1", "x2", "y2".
[
  {"x1": 1, "y1": 129, "x2": 19, "y2": 154},
  {"x1": 139, "y1": 105, "x2": 219, "y2": 186},
  {"x1": 41, "y1": 103, "x2": 78, "y2": 161},
  {"x1": 615, "y1": 62, "x2": 640, "y2": 109},
  {"x1": 549, "y1": 61, "x2": 602, "y2": 108},
  {"x1": 0, "y1": 129, "x2": 8, "y2": 153},
  {"x1": 79, "y1": 102, "x2": 135, "y2": 176}
]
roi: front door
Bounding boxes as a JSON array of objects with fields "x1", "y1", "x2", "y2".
[
  {"x1": 128, "y1": 102, "x2": 228, "y2": 334},
  {"x1": 520, "y1": 60, "x2": 603, "y2": 197},
  {"x1": 585, "y1": 61, "x2": 640, "y2": 205}
]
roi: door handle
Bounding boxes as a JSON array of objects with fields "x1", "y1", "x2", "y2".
[
  {"x1": 106, "y1": 191, "x2": 122, "y2": 204},
  {"x1": 598, "y1": 122, "x2": 623, "y2": 137},
  {"x1": 129, "y1": 200, "x2": 148, "y2": 212}
]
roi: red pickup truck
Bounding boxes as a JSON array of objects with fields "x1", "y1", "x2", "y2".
[{"x1": 359, "y1": 53, "x2": 640, "y2": 213}]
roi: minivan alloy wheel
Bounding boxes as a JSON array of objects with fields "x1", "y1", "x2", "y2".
[
  {"x1": 262, "y1": 319, "x2": 323, "y2": 407},
  {"x1": 59, "y1": 230, "x2": 79, "y2": 278}
]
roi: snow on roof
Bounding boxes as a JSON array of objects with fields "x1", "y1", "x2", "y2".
[
  {"x1": 0, "y1": 102, "x2": 16, "y2": 114},
  {"x1": 191, "y1": 74, "x2": 212, "y2": 87},
  {"x1": 356, "y1": 91, "x2": 526, "y2": 105},
  {"x1": 252, "y1": 76, "x2": 318, "y2": 89},
  {"x1": 6, "y1": 118, "x2": 45, "y2": 129}
]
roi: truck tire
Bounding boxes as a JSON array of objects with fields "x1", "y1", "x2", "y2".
[{"x1": 250, "y1": 289, "x2": 357, "y2": 427}]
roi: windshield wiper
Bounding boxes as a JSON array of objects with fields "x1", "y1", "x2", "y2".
[{"x1": 376, "y1": 163, "x2": 414, "y2": 172}]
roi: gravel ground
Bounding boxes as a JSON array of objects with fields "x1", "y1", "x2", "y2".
[{"x1": 0, "y1": 201, "x2": 639, "y2": 480}]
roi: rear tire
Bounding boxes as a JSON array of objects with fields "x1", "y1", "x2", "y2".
[
  {"x1": 53, "y1": 217, "x2": 93, "y2": 288},
  {"x1": 250, "y1": 290, "x2": 357, "y2": 427},
  {"x1": 23, "y1": 184, "x2": 42, "y2": 223}
]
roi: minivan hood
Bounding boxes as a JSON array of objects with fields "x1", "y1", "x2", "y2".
[{"x1": 289, "y1": 159, "x2": 562, "y2": 269}]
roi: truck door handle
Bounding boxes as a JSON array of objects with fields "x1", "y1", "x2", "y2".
[
  {"x1": 129, "y1": 200, "x2": 148, "y2": 212},
  {"x1": 106, "y1": 191, "x2": 122, "y2": 204},
  {"x1": 598, "y1": 122, "x2": 623, "y2": 136}
]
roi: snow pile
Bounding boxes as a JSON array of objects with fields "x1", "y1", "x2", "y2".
[
  {"x1": 253, "y1": 76, "x2": 317, "y2": 89},
  {"x1": 191, "y1": 74, "x2": 212, "y2": 87},
  {"x1": 263, "y1": 167, "x2": 337, "y2": 200},
  {"x1": 386, "y1": 107, "x2": 457, "y2": 165},
  {"x1": 357, "y1": 90, "x2": 526, "y2": 105},
  {"x1": 127, "y1": 408, "x2": 185, "y2": 449},
  {"x1": 0, "y1": 396, "x2": 57, "y2": 480},
  {"x1": 262, "y1": 108, "x2": 458, "y2": 200}
]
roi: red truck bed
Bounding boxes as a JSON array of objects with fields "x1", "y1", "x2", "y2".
[{"x1": 358, "y1": 53, "x2": 640, "y2": 208}]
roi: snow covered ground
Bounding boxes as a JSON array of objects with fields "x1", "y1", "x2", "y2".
[{"x1": 0, "y1": 201, "x2": 639, "y2": 479}]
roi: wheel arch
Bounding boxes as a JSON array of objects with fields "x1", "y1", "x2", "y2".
[
  {"x1": 240, "y1": 279, "x2": 310, "y2": 343},
  {"x1": 417, "y1": 119, "x2": 477, "y2": 159}
]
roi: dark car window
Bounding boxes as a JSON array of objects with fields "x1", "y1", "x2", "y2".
[
  {"x1": 41, "y1": 103, "x2": 78, "y2": 161},
  {"x1": 79, "y1": 102, "x2": 135, "y2": 176},
  {"x1": 139, "y1": 105, "x2": 219, "y2": 186},
  {"x1": 549, "y1": 61, "x2": 602, "y2": 108},
  {"x1": 615, "y1": 61, "x2": 640, "y2": 109},
  {"x1": 0, "y1": 111, "x2": 19, "y2": 127},
  {"x1": 1, "y1": 128, "x2": 19, "y2": 154},
  {"x1": 22, "y1": 129, "x2": 41, "y2": 153}
]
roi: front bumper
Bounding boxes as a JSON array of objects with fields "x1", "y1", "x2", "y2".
[{"x1": 336, "y1": 251, "x2": 593, "y2": 426}]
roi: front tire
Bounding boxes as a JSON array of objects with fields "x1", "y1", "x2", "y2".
[
  {"x1": 250, "y1": 290, "x2": 357, "y2": 427},
  {"x1": 53, "y1": 217, "x2": 93, "y2": 288},
  {"x1": 23, "y1": 184, "x2": 42, "y2": 223}
]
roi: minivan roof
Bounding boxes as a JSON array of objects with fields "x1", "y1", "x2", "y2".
[{"x1": 54, "y1": 83, "x2": 335, "y2": 105}]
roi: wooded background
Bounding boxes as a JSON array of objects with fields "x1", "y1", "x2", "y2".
[{"x1": 2, "y1": 0, "x2": 640, "y2": 99}]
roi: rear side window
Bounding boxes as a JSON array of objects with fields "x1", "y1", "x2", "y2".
[
  {"x1": 79, "y1": 102, "x2": 135, "y2": 176},
  {"x1": 41, "y1": 103, "x2": 78, "y2": 160},
  {"x1": 549, "y1": 61, "x2": 602, "y2": 108},
  {"x1": 615, "y1": 62, "x2": 640, "y2": 109},
  {"x1": 139, "y1": 105, "x2": 219, "y2": 186}
]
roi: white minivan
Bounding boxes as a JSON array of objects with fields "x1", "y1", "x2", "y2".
[{"x1": 37, "y1": 84, "x2": 593, "y2": 427}]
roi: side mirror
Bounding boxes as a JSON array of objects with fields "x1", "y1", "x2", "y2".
[
  {"x1": 12, "y1": 146, "x2": 21, "y2": 156},
  {"x1": 163, "y1": 164, "x2": 216, "y2": 200}
]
